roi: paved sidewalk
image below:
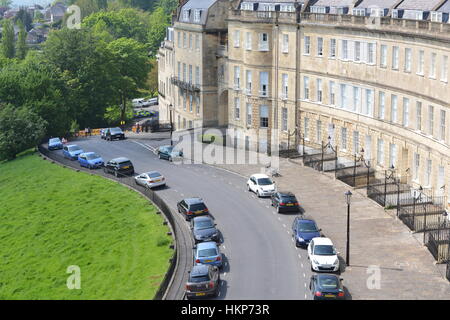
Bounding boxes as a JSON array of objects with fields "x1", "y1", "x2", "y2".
[{"x1": 131, "y1": 133, "x2": 450, "y2": 299}]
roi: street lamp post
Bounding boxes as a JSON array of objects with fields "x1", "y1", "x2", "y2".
[
  {"x1": 169, "y1": 104, "x2": 173, "y2": 146},
  {"x1": 345, "y1": 190, "x2": 352, "y2": 266}
]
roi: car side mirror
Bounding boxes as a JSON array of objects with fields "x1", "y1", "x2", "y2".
[
  {"x1": 318, "y1": 229, "x2": 322, "y2": 232},
  {"x1": 193, "y1": 245, "x2": 197, "y2": 249},
  {"x1": 214, "y1": 223, "x2": 217, "y2": 227},
  {"x1": 340, "y1": 278, "x2": 344, "y2": 282}
]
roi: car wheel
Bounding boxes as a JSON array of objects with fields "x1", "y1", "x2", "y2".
[
  {"x1": 277, "y1": 206, "x2": 281, "y2": 213},
  {"x1": 169, "y1": 156, "x2": 173, "y2": 162},
  {"x1": 247, "y1": 184, "x2": 251, "y2": 192},
  {"x1": 257, "y1": 191, "x2": 261, "y2": 198},
  {"x1": 103, "y1": 168, "x2": 108, "y2": 174},
  {"x1": 158, "y1": 153, "x2": 162, "y2": 159}
]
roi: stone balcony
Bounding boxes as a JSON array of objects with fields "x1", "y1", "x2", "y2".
[
  {"x1": 170, "y1": 76, "x2": 200, "y2": 92},
  {"x1": 217, "y1": 44, "x2": 228, "y2": 57},
  {"x1": 229, "y1": 9, "x2": 298, "y2": 24}
]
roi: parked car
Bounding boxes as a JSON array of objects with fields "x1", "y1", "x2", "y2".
[
  {"x1": 132, "y1": 98, "x2": 145, "y2": 108},
  {"x1": 271, "y1": 191, "x2": 300, "y2": 213},
  {"x1": 103, "y1": 157, "x2": 134, "y2": 177},
  {"x1": 78, "y1": 152, "x2": 104, "y2": 169},
  {"x1": 146, "y1": 97, "x2": 158, "y2": 106},
  {"x1": 177, "y1": 198, "x2": 209, "y2": 221},
  {"x1": 105, "y1": 127, "x2": 125, "y2": 141},
  {"x1": 134, "y1": 171, "x2": 166, "y2": 188},
  {"x1": 157, "y1": 145, "x2": 183, "y2": 162},
  {"x1": 48, "y1": 137, "x2": 63, "y2": 150},
  {"x1": 247, "y1": 174, "x2": 276, "y2": 197},
  {"x1": 191, "y1": 216, "x2": 220, "y2": 243},
  {"x1": 63, "y1": 144, "x2": 84, "y2": 160},
  {"x1": 185, "y1": 265, "x2": 220, "y2": 299},
  {"x1": 307, "y1": 237, "x2": 340, "y2": 273},
  {"x1": 292, "y1": 217, "x2": 322, "y2": 247},
  {"x1": 194, "y1": 241, "x2": 223, "y2": 268},
  {"x1": 309, "y1": 274, "x2": 345, "y2": 300},
  {"x1": 100, "y1": 129, "x2": 107, "y2": 139}
]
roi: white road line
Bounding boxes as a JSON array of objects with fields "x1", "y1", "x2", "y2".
[
  {"x1": 286, "y1": 230, "x2": 290, "y2": 234},
  {"x1": 304, "y1": 283, "x2": 307, "y2": 288},
  {"x1": 265, "y1": 205, "x2": 270, "y2": 208},
  {"x1": 298, "y1": 254, "x2": 301, "y2": 259},
  {"x1": 283, "y1": 224, "x2": 286, "y2": 228},
  {"x1": 180, "y1": 193, "x2": 184, "y2": 197},
  {"x1": 301, "y1": 263, "x2": 304, "y2": 268},
  {"x1": 277, "y1": 217, "x2": 281, "y2": 221},
  {"x1": 130, "y1": 140, "x2": 156, "y2": 153},
  {"x1": 305, "y1": 293, "x2": 307, "y2": 299},
  {"x1": 303, "y1": 273, "x2": 306, "y2": 278},
  {"x1": 222, "y1": 245, "x2": 226, "y2": 250}
]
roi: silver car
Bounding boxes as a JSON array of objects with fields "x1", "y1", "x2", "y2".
[{"x1": 134, "y1": 171, "x2": 166, "y2": 188}]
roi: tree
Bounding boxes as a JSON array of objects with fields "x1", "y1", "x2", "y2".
[
  {"x1": 106, "y1": 37, "x2": 150, "y2": 124},
  {"x1": 0, "y1": 104, "x2": 47, "y2": 160},
  {"x1": 1, "y1": 19, "x2": 15, "y2": 59},
  {"x1": 147, "y1": 6, "x2": 170, "y2": 57},
  {"x1": 158, "y1": 0, "x2": 178, "y2": 15},
  {"x1": 16, "y1": 21, "x2": 28, "y2": 60},
  {"x1": 116, "y1": 0, "x2": 158, "y2": 11},
  {"x1": 15, "y1": 7, "x2": 33, "y2": 31},
  {"x1": 0, "y1": 0, "x2": 12, "y2": 8}
]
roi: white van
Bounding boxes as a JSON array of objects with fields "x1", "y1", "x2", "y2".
[{"x1": 132, "y1": 98, "x2": 145, "y2": 108}]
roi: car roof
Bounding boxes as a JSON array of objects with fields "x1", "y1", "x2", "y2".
[
  {"x1": 145, "y1": 170, "x2": 162, "y2": 175},
  {"x1": 316, "y1": 273, "x2": 339, "y2": 280},
  {"x1": 278, "y1": 191, "x2": 295, "y2": 197},
  {"x1": 111, "y1": 157, "x2": 130, "y2": 163},
  {"x1": 193, "y1": 215, "x2": 213, "y2": 222},
  {"x1": 191, "y1": 264, "x2": 209, "y2": 276},
  {"x1": 66, "y1": 144, "x2": 78, "y2": 148},
  {"x1": 297, "y1": 218, "x2": 316, "y2": 224},
  {"x1": 197, "y1": 241, "x2": 217, "y2": 250},
  {"x1": 251, "y1": 173, "x2": 270, "y2": 179},
  {"x1": 84, "y1": 152, "x2": 97, "y2": 156},
  {"x1": 312, "y1": 237, "x2": 333, "y2": 245},
  {"x1": 185, "y1": 197, "x2": 204, "y2": 204}
]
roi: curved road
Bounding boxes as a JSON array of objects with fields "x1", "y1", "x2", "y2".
[{"x1": 69, "y1": 137, "x2": 314, "y2": 300}]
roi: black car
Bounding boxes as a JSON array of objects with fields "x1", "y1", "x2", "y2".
[
  {"x1": 185, "y1": 265, "x2": 220, "y2": 299},
  {"x1": 271, "y1": 192, "x2": 300, "y2": 213},
  {"x1": 177, "y1": 198, "x2": 209, "y2": 221},
  {"x1": 309, "y1": 274, "x2": 345, "y2": 300},
  {"x1": 191, "y1": 216, "x2": 220, "y2": 243},
  {"x1": 105, "y1": 127, "x2": 125, "y2": 141},
  {"x1": 103, "y1": 157, "x2": 134, "y2": 177}
]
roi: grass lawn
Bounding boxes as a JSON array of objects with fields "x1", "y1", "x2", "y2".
[{"x1": 0, "y1": 152, "x2": 173, "y2": 299}]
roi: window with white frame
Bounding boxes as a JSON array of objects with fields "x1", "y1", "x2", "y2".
[
  {"x1": 341, "y1": 40, "x2": 348, "y2": 60},
  {"x1": 282, "y1": 74, "x2": 288, "y2": 99},
  {"x1": 316, "y1": 79, "x2": 322, "y2": 102},
  {"x1": 365, "y1": 89, "x2": 374, "y2": 116},
  {"x1": 282, "y1": 34, "x2": 289, "y2": 53},
  {"x1": 280, "y1": 4, "x2": 295, "y2": 12},
  {"x1": 316, "y1": 120, "x2": 322, "y2": 143},
  {"x1": 282, "y1": 107, "x2": 288, "y2": 131},
  {"x1": 189, "y1": 34, "x2": 193, "y2": 49},
  {"x1": 177, "y1": 31, "x2": 181, "y2": 48},
  {"x1": 368, "y1": 43, "x2": 375, "y2": 65},
  {"x1": 379, "y1": 91, "x2": 385, "y2": 119},
  {"x1": 389, "y1": 143, "x2": 397, "y2": 168},
  {"x1": 365, "y1": 135, "x2": 372, "y2": 160},
  {"x1": 189, "y1": 65, "x2": 192, "y2": 84},
  {"x1": 194, "y1": 9, "x2": 201, "y2": 22},
  {"x1": 425, "y1": 159, "x2": 432, "y2": 186},
  {"x1": 404, "y1": 48, "x2": 412, "y2": 72},
  {"x1": 304, "y1": 36, "x2": 310, "y2": 55},
  {"x1": 428, "y1": 105, "x2": 434, "y2": 136},
  {"x1": 329, "y1": 81, "x2": 336, "y2": 105},
  {"x1": 317, "y1": 37, "x2": 323, "y2": 56},
  {"x1": 177, "y1": 61, "x2": 181, "y2": 79},
  {"x1": 354, "y1": 41, "x2": 361, "y2": 62},
  {"x1": 245, "y1": 32, "x2": 252, "y2": 50},
  {"x1": 303, "y1": 76, "x2": 309, "y2": 100},
  {"x1": 413, "y1": 153, "x2": 420, "y2": 181},
  {"x1": 234, "y1": 66, "x2": 240, "y2": 89},
  {"x1": 183, "y1": 63, "x2": 186, "y2": 81},
  {"x1": 440, "y1": 110, "x2": 446, "y2": 141},
  {"x1": 304, "y1": 118, "x2": 309, "y2": 140},
  {"x1": 341, "y1": 127, "x2": 347, "y2": 150},
  {"x1": 195, "y1": 66, "x2": 200, "y2": 86},
  {"x1": 391, "y1": 95, "x2": 398, "y2": 123},
  {"x1": 196, "y1": 96, "x2": 200, "y2": 115},
  {"x1": 259, "y1": 33, "x2": 269, "y2": 51},
  {"x1": 353, "y1": 8, "x2": 365, "y2": 16},
  {"x1": 189, "y1": 94, "x2": 193, "y2": 112},
  {"x1": 183, "y1": 32, "x2": 187, "y2": 48},
  {"x1": 340, "y1": 84, "x2": 347, "y2": 109},
  {"x1": 416, "y1": 101, "x2": 422, "y2": 131},
  {"x1": 392, "y1": 46, "x2": 399, "y2": 70},
  {"x1": 377, "y1": 138, "x2": 384, "y2": 165},
  {"x1": 392, "y1": 9, "x2": 399, "y2": 18},
  {"x1": 330, "y1": 39, "x2": 336, "y2": 58},
  {"x1": 441, "y1": 55, "x2": 448, "y2": 82},
  {"x1": 403, "y1": 98, "x2": 410, "y2": 127},
  {"x1": 233, "y1": 30, "x2": 240, "y2": 47},
  {"x1": 353, "y1": 86, "x2": 360, "y2": 112},
  {"x1": 246, "y1": 103, "x2": 252, "y2": 126},
  {"x1": 438, "y1": 166, "x2": 445, "y2": 194},
  {"x1": 182, "y1": 9, "x2": 190, "y2": 21},
  {"x1": 418, "y1": 50, "x2": 424, "y2": 75},
  {"x1": 260, "y1": 105, "x2": 269, "y2": 128},
  {"x1": 380, "y1": 45, "x2": 387, "y2": 67},
  {"x1": 246, "y1": 70, "x2": 252, "y2": 94},
  {"x1": 234, "y1": 97, "x2": 240, "y2": 120},
  {"x1": 430, "y1": 53, "x2": 437, "y2": 78},
  {"x1": 310, "y1": 6, "x2": 326, "y2": 14},
  {"x1": 353, "y1": 131, "x2": 360, "y2": 155},
  {"x1": 260, "y1": 72, "x2": 269, "y2": 97},
  {"x1": 431, "y1": 11, "x2": 443, "y2": 22},
  {"x1": 241, "y1": 2, "x2": 253, "y2": 10},
  {"x1": 195, "y1": 34, "x2": 200, "y2": 50}
]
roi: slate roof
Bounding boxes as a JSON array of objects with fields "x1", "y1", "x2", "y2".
[
  {"x1": 355, "y1": 0, "x2": 399, "y2": 9},
  {"x1": 437, "y1": 0, "x2": 450, "y2": 13},
  {"x1": 311, "y1": 0, "x2": 355, "y2": 7},
  {"x1": 179, "y1": 0, "x2": 217, "y2": 25},
  {"x1": 396, "y1": 0, "x2": 444, "y2": 11}
]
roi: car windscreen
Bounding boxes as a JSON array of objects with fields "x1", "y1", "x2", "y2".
[
  {"x1": 118, "y1": 161, "x2": 132, "y2": 167},
  {"x1": 86, "y1": 153, "x2": 100, "y2": 160},
  {"x1": 280, "y1": 196, "x2": 297, "y2": 202},
  {"x1": 189, "y1": 274, "x2": 210, "y2": 283},
  {"x1": 195, "y1": 219, "x2": 214, "y2": 230},
  {"x1": 49, "y1": 138, "x2": 60, "y2": 143},
  {"x1": 318, "y1": 276, "x2": 339, "y2": 289},
  {"x1": 298, "y1": 222, "x2": 318, "y2": 232},
  {"x1": 314, "y1": 245, "x2": 335, "y2": 256},
  {"x1": 198, "y1": 248, "x2": 217, "y2": 257},
  {"x1": 110, "y1": 128, "x2": 123, "y2": 134},
  {"x1": 189, "y1": 203, "x2": 207, "y2": 211},
  {"x1": 68, "y1": 146, "x2": 81, "y2": 151},
  {"x1": 147, "y1": 172, "x2": 162, "y2": 178},
  {"x1": 257, "y1": 178, "x2": 273, "y2": 185}
]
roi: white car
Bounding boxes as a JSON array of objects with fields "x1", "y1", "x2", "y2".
[
  {"x1": 134, "y1": 171, "x2": 166, "y2": 188},
  {"x1": 307, "y1": 237, "x2": 340, "y2": 273},
  {"x1": 247, "y1": 174, "x2": 276, "y2": 197}
]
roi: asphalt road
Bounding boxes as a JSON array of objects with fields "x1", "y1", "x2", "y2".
[{"x1": 64, "y1": 137, "x2": 315, "y2": 300}]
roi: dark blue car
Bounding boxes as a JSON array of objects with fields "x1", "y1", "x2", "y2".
[
  {"x1": 48, "y1": 138, "x2": 63, "y2": 150},
  {"x1": 292, "y1": 217, "x2": 321, "y2": 248}
]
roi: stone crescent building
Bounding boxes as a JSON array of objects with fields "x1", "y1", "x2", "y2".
[{"x1": 158, "y1": 0, "x2": 450, "y2": 209}]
